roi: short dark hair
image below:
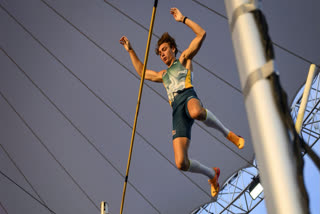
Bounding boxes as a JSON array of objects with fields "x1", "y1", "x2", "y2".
[{"x1": 155, "y1": 32, "x2": 178, "y2": 56}]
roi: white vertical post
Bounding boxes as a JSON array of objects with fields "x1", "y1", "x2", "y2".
[
  {"x1": 101, "y1": 201, "x2": 109, "y2": 214},
  {"x1": 295, "y1": 64, "x2": 317, "y2": 134},
  {"x1": 224, "y1": 0, "x2": 307, "y2": 213}
]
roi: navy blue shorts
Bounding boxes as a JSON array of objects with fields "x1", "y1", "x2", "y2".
[{"x1": 171, "y1": 88, "x2": 200, "y2": 140}]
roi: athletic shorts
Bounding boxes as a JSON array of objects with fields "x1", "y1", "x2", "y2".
[{"x1": 171, "y1": 88, "x2": 200, "y2": 140}]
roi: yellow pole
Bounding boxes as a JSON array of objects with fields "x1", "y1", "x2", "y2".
[
  {"x1": 120, "y1": 1, "x2": 158, "y2": 213},
  {"x1": 295, "y1": 64, "x2": 317, "y2": 134}
]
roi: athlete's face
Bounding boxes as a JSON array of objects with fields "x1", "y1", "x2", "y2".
[{"x1": 158, "y1": 42, "x2": 176, "y2": 66}]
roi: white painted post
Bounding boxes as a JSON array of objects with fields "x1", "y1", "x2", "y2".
[{"x1": 295, "y1": 64, "x2": 317, "y2": 134}]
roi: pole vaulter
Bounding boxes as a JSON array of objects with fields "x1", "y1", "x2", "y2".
[
  {"x1": 119, "y1": 1, "x2": 247, "y2": 212},
  {"x1": 119, "y1": 1, "x2": 249, "y2": 211}
]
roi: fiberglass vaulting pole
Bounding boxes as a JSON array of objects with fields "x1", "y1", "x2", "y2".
[
  {"x1": 119, "y1": 0, "x2": 158, "y2": 214},
  {"x1": 224, "y1": 0, "x2": 308, "y2": 213}
]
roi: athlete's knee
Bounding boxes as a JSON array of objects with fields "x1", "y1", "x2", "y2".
[
  {"x1": 175, "y1": 159, "x2": 189, "y2": 171},
  {"x1": 189, "y1": 107, "x2": 206, "y2": 120}
]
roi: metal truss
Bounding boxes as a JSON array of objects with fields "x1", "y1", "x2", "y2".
[{"x1": 193, "y1": 72, "x2": 320, "y2": 214}]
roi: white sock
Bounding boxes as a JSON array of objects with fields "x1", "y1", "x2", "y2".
[
  {"x1": 203, "y1": 109, "x2": 230, "y2": 137},
  {"x1": 188, "y1": 159, "x2": 215, "y2": 179}
]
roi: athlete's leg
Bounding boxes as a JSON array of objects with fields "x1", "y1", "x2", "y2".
[
  {"x1": 186, "y1": 98, "x2": 245, "y2": 149},
  {"x1": 172, "y1": 137, "x2": 215, "y2": 179},
  {"x1": 172, "y1": 137, "x2": 190, "y2": 171},
  {"x1": 173, "y1": 137, "x2": 220, "y2": 197},
  {"x1": 185, "y1": 98, "x2": 206, "y2": 120},
  {"x1": 187, "y1": 98, "x2": 229, "y2": 136}
]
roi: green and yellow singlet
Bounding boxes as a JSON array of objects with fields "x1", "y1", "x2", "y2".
[{"x1": 162, "y1": 60, "x2": 193, "y2": 104}]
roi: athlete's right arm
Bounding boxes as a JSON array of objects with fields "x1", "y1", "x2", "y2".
[{"x1": 119, "y1": 36, "x2": 164, "y2": 83}]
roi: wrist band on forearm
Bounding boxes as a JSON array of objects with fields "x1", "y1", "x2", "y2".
[{"x1": 183, "y1": 16, "x2": 188, "y2": 24}]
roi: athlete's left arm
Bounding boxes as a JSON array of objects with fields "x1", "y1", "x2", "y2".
[{"x1": 170, "y1": 8, "x2": 206, "y2": 64}]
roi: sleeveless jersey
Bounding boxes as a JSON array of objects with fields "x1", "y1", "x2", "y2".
[{"x1": 162, "y1": 60, "x2": 193, "y2": 103}]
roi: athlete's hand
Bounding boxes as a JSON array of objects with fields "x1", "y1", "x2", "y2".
[
  {"x1": 119, "y1": 36, "x2": 133, "y2": 52},
  {"x1": 170, "y1": 8, "x2": 184, "y2": 22}
]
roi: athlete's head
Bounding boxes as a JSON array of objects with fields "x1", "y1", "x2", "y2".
[{"x1": 155, "y1": 32, "x2": 178, "y2": 66}]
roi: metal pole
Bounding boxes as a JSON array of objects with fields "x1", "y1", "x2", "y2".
[
  {"x1": 295, "y1": 64, "x2": 317, "y2": 134},
  {"x1": 119, "y1": 0, "x2": 158, "y2": 213},
  {"x1": 224, "y1": 0, "x2": 306, "y2": 213}
]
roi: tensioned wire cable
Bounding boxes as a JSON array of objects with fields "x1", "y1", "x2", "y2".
[
  {"x1": 0, "y1": 3, "x2": 207, "y2": 208},
  {"x1": 192, "y1": 0, "x2": 320, "y2": 68},
  {"x1": 38, "y1": 0, "x2": 256, "y2": 168},
  {"x1": 0, "y1": 144, "x2": 54, "y2": 214},
  {"x1": 0, "y1": 167, "x2": 56, "y2": 213},
  {"x1": 0, "y1": 200, "x2": 9, "y2": 214},
  {"x1": 0, "y1": 89, "x2": 100, "y2": 212}
]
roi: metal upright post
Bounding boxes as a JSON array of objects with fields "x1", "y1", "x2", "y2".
[{"x1": 224, "y1": 0, "x2": 307, "y2": 213}]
